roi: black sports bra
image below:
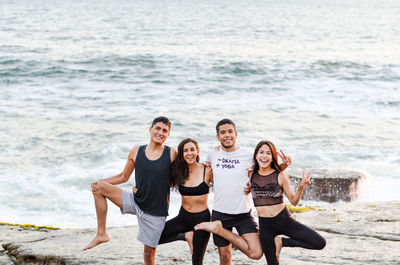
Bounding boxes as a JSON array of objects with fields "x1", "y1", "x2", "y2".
[{"x1": 178, "y1": 166, "x2": 209, "y2": 196}]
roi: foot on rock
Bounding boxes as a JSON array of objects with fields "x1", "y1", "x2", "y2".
[{"x1": 83, "y1": 234, "x2": 110, "y2": 250}]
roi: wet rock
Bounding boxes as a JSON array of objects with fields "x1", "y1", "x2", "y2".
[
  {"x1": 287, "y1": 168, "x2": 366, "y2": 202},
  {"x1": 0, "y1": 252, "x2": 14, "y2": 265}
]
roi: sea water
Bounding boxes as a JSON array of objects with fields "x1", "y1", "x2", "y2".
[{"x1": 0, "y1": 0, "x2": 399, "y2": 228}]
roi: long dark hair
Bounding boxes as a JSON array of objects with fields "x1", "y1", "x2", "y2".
[
  {"x1": 252, "y1": 140, "x2": 281, "y2": 173},
  {"x1": 170, "y1": 138, "x2": 200, "y2": 188}
]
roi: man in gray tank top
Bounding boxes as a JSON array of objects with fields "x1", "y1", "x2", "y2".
[{"x1": 83, "y1": 116, "x2": 177, "y2": 265}]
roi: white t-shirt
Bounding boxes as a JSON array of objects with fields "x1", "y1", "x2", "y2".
[{"x1": 206, "y1": 147, "x2": 253, "y2": 214}]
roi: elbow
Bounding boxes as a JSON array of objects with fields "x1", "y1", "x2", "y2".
[
  {"x1": 120, "y1": 173, "x2": 129, "y2": 183},
  {"x1": 289, "y1": 197, "x2": 300, "y2": 206}
]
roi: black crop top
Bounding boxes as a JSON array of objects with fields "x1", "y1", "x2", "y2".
[
  {"x1": 178, "y1": 166, "x2": 209, "y2": 196},
  {"x1": 250, "y1": 170, "x2": 284, "y2": 206}
]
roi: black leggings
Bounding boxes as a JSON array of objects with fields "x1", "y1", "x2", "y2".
[
  {"x1": 159, "y1": 207, "x2": 211, "y2": 265},
  {"x1": 259, "y1": 207, "x2": 326, "y2": 265}
]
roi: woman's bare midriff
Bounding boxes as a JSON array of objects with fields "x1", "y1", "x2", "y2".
[
  {"x1": 256, "y1": 203, "x2": 286, "y2": 217},
  {"x1": 181, "y1": 194, "x2": 208, "y2": 213}
]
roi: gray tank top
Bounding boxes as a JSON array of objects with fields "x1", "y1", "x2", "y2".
[{"x1": 134, "y1": 145, "x2": 171, "y2": 216}]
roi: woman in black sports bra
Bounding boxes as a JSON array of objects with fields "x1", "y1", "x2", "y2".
[
  {"x1": 246, "y1": 140, "x2": 326, "y2": 265},
  {"x1": 158, "y1": 138, "x2": 212, "y2": 265}
]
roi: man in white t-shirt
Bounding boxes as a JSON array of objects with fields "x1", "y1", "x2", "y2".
[{"x1": 195, "y1": 119, "x2": 291, "y2": 265}]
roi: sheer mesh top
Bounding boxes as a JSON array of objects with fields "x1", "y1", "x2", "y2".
[{"x1": 250, "y1": 170, "x2": 284, "y2": 206}]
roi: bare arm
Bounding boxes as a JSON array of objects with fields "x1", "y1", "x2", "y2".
[
  {"x1": 279, "y1": 170, "x2": 311, "y2": 206},
  {"x1": 100, "y1": 147, "x2": 138, "y2": 185},
  {"x1": 204, "y1": 166, "x2": 213, "y2": 185},
  {"x1": 170, "y1": 147, "x2": 178, "y2": 162},
  {"x1": 244, "y1": 170, "x2": 253, "y2": 195}
]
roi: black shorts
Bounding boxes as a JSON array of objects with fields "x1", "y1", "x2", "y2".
[{"x1": 211, "y1": 210, "x2": 259, "y2": 247}]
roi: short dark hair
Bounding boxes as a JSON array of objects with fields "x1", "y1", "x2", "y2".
[
  {"x1": 216, "y1": 118, "x2": 236, "y2": 134},
  {"x1": 151, "y1": 116, "x2": 171, "y2": 128}
]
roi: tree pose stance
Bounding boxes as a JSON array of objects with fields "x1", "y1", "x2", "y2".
[
  {"x1": 83, "y1": 116, "x2": 177, "y2": 265},
  {"x1": 157, "y1": 138, "x2": 212, "y2": 265},
  {"x1": 248, "y1": 140, "x2": 326, "y2": 264},
  {"x1": 195, "y1": 119, "x2": 291, "y2": 265}
]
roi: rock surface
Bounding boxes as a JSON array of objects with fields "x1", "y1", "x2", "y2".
[
  {"x1": 287, "y1": 168, "x2": 366, "y2": 202},
  {"x1": 1, "y1": 201, "x2": 399, "y2": 265}
]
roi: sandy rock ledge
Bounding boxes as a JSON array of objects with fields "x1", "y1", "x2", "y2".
[{"x1": 1, "y1": 201, "x2": 399, "y2": 265}]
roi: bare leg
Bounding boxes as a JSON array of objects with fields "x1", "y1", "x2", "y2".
[
  {"x1": 185, "y1": 231, "x2": 194, "y2": 254},
  {"x1": 274, "y1": 236, "x2": 283, "y2": 262},
  {"x1": 218, "y1": 245, "x2": 232, "y2": 265},
  {"x1": 144, "y1": 245, "x2": 156, "y2": 265},
  {"x1": 83, "y1": 181, "x2": 123, "y2": 250},
  {"x1": 195, "y1": 221, "x2": 262, "y2": 260}
]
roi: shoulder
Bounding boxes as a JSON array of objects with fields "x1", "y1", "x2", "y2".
[
  {"x1": 208, "y1": 148, "x2": 219, "y2": 155},
  {"x1": 234, "y1": 147, "x2": 253, "y2": 164},
  {"x1": 239, "y1": 147, "x2": 252, "y2": 156},
  {"x1": 278, "y1": 172, "x2": 289, "y2": 184},
  {"x1": 233, "y1": 147, "x2": 252, "y2": 158},
  {"x1": 129, "y1": 146, "x2": 141, "y2": 161},
  {"x1": 205, "y1": 149, "x2": 218, "y2": 160}
]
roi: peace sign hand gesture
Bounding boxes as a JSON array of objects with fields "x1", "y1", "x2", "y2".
[
  {"x1": 300, "y1": 170, "x2": 311, "y2": 189},
  {"x1": 277, "y1": 149, "x2": 292, "y2": 167}
]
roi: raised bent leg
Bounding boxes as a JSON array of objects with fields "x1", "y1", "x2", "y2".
[
  {"x1": 282, "y1": 218, "x2": 326, "y2": 250},
  {"x1": 195, "y1": 221, "x2": 262, "y2": 260},
  {"x1": 158, "y1": 214, "x2": 187, "y2": 244},
  {"x1": 83, "y1": 181, "x2": 123, "y2": 250}
]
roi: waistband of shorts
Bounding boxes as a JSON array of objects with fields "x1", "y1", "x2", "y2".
[{"x1": 212, "y1": 209, "x2": 252, "y2": 218}]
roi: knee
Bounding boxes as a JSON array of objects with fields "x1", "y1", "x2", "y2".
[
  {"x1": 92, "y1": 181, "x2": 111, "y2": 198},
  {"x1": 94, "y1": 181, "x2": 108, "y2": 193},
  {"x1": 248, "y1": 249, "x2": 263, "y2": 260},
  {"x1": 315, "y1": 236, "x2": 326, "y2": 250}
]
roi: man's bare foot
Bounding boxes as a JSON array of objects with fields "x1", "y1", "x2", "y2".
[
  {"x1": 274, "y1": 236, "x2": 283, "y2": 262},
  {"x1": 185, "y1": 231, "x2": 194, "y2": 254},
  {"x1": 83, "y1": 234, "x2": 110, "y2": 250},
  {"x1": 194, "y1": 220, "x2": 222, "y2": 233}
]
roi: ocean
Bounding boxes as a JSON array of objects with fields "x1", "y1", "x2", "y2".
[{"x1": 1, "y1": 0, "x2": 399, "y2": 228}]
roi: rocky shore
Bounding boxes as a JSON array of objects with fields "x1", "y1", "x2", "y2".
[
  {"x1": 1, "y1": 201, "x2": 399, "y2": 265},
  {"x1": 287, "y1": 168, "x2": 366, "y2": 202}
]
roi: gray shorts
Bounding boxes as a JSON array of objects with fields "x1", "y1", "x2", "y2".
[{"x1": 121, "y1": 190, "x2": 166, "y2": 248}]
